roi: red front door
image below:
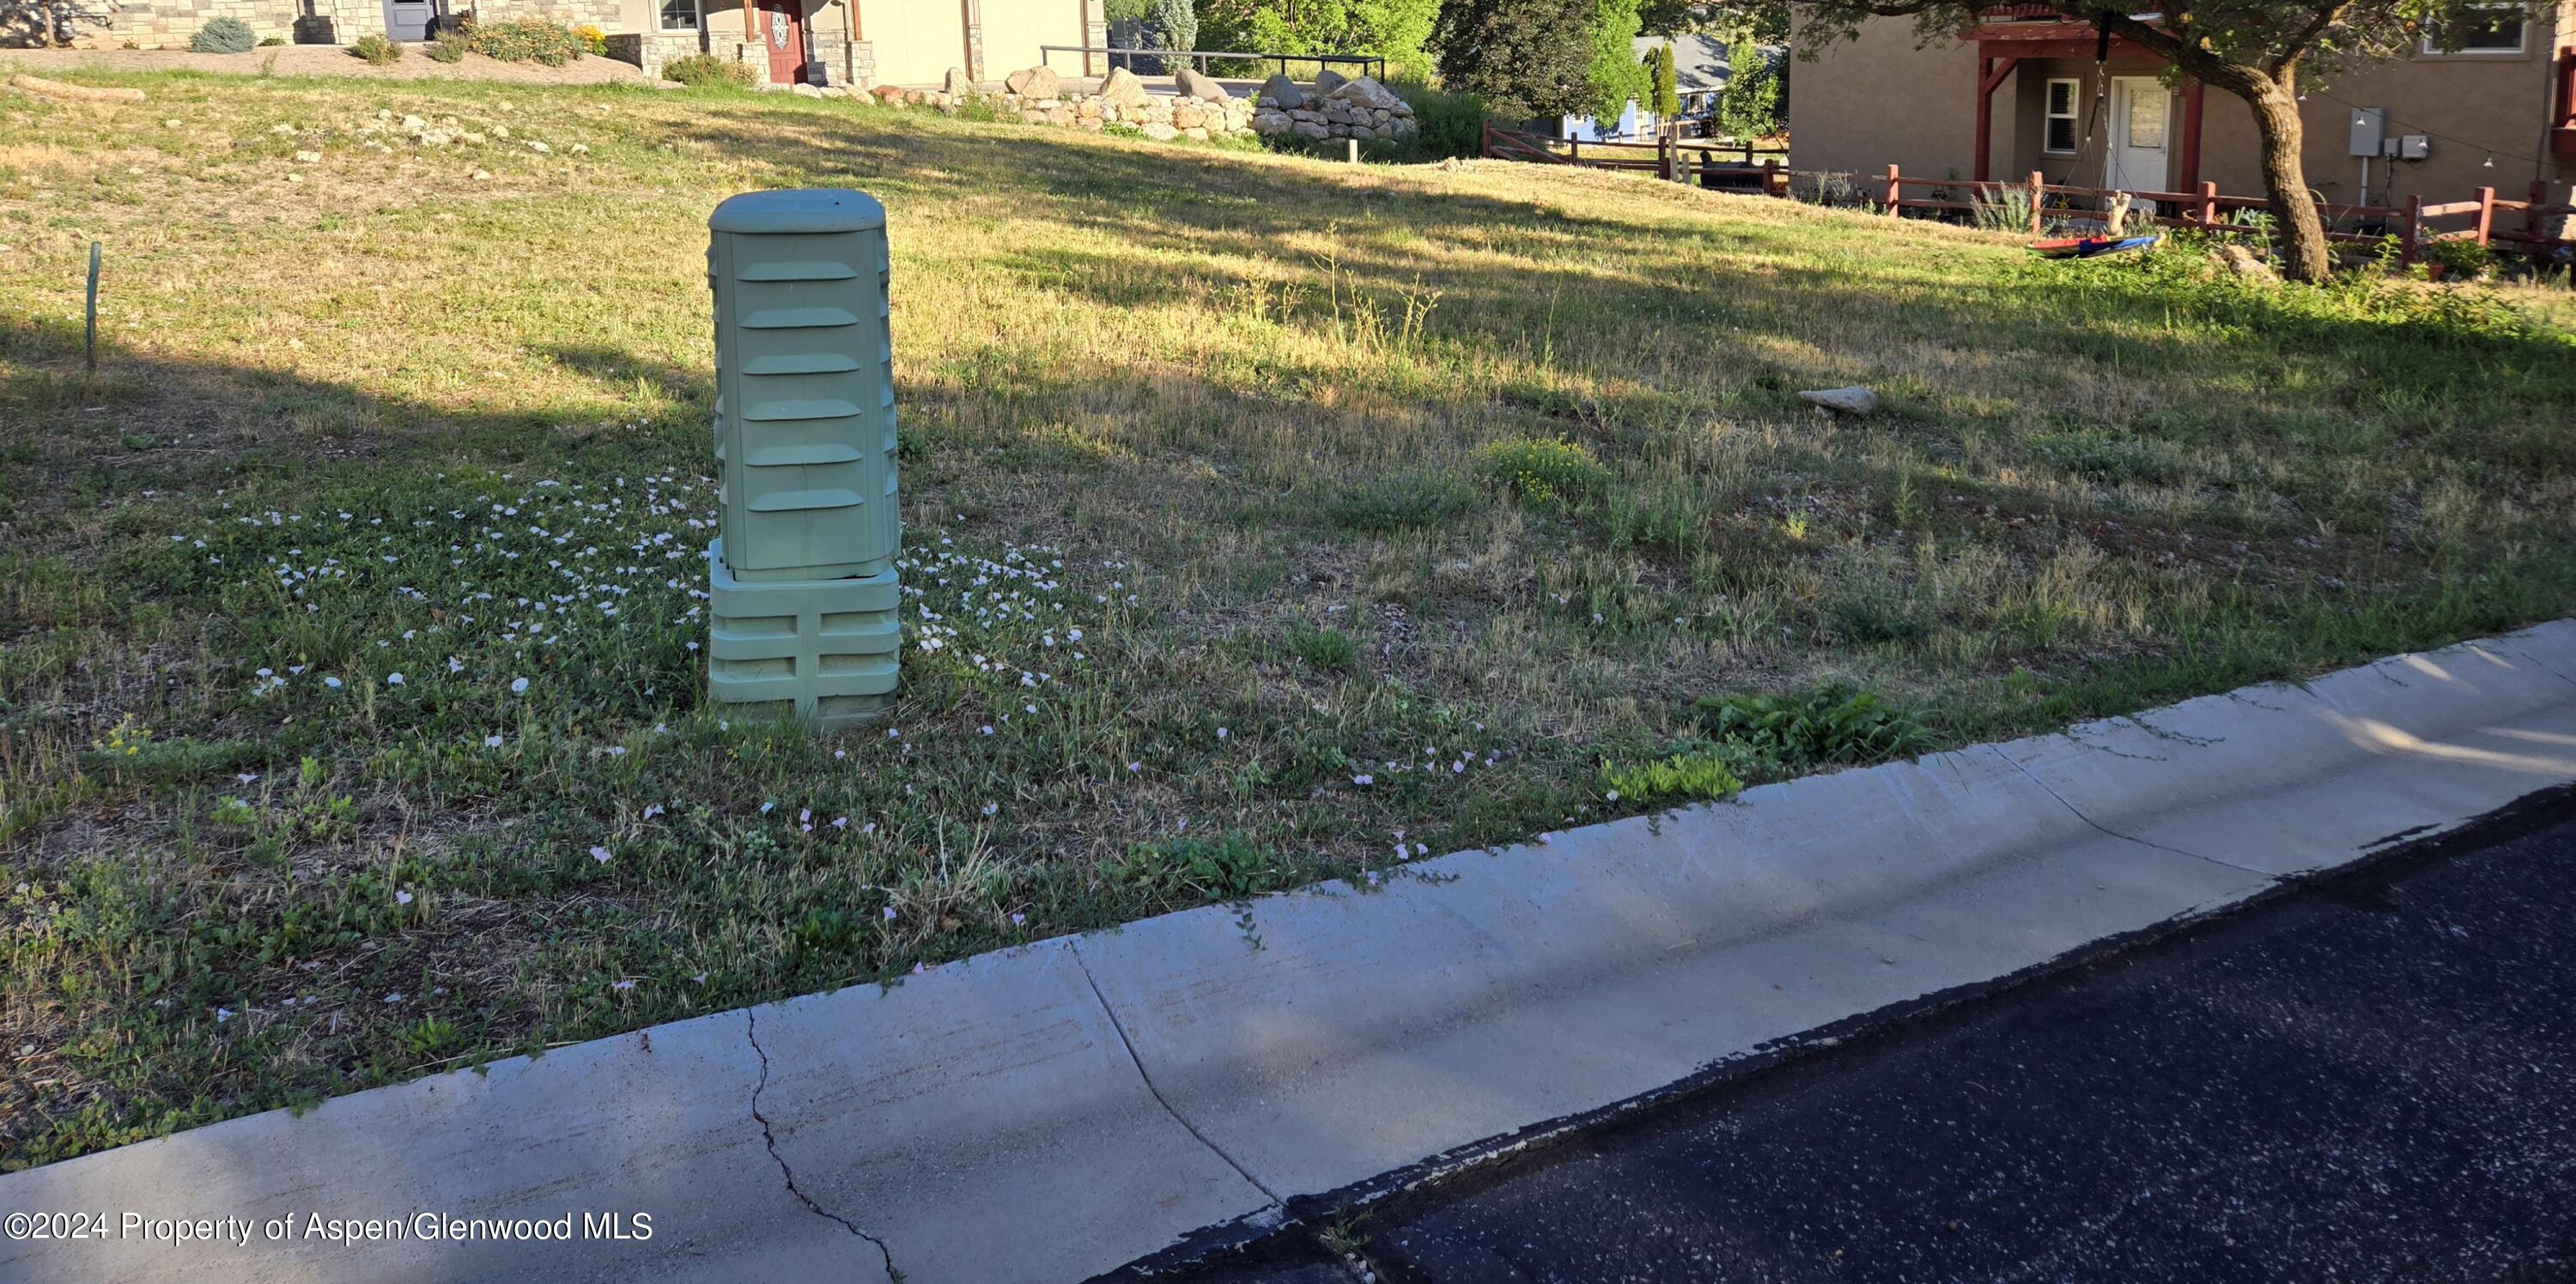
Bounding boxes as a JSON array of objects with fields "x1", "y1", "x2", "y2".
[{"x1": 756, "y1": 0, "x2": 806, "y2": 85}]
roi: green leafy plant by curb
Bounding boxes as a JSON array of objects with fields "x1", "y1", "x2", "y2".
[
  {"x1": 191, "y1": 16, "x2": 257, "y2": 52},
  {"x1": 351, "y1": 33, "x2": 403, "y2": 64},
  {"x1": 1692, "y1": 681, "x2": 1935, "y2": 770},
  {"x1": 664, "y1": 53, "x2": 754, "y2": 87},
  {"x1": 1597, "y1": 743, "x2": 1747, "y2": 805}
]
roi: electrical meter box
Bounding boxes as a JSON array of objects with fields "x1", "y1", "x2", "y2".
[
  {"x1": 704, "y1": 189, "x2": 902, "y2": 727},
  {"x1": 2348, "y1": 106, "x2": 2386, "y2": 158}
]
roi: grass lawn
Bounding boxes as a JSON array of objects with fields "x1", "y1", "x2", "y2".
[{"x1": 3, "y1": 69, "x2": 2573, "y2": 1169}]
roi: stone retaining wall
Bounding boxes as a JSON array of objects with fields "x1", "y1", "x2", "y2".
[
  {"x1": 860, "y1": 64, "x2": 1425, "y2": 149},
  {"x1": 1249, "y1": 70, "x2": 1417, "y2": 143}
]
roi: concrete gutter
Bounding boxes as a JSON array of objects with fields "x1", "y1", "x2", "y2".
[{"x1": 6, "y1": 623, "x2": 2573, "y2": 1283}]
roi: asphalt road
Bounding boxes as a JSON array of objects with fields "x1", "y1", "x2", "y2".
[{"x1": 1156, "y1": 797, "x2": 2576, "y2": 1284}]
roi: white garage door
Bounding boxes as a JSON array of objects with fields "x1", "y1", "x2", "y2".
[
  {"x1": 863, "y1": 0, "x2": 969, "y2": 87},
  {"x1": 974, "y1": 0, "x2": 1084, "y2": 84}
]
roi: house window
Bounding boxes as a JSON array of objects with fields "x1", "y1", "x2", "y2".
[
  {"x1": 2421, "y1": 7, "x2": 2525, "y2": 53},
  {"x1": 660, "y1": 0, "x2": 699, "y2": 30},
  {"x1": 2044, "y1": 78, "x2": 2080, "y2": 154}
]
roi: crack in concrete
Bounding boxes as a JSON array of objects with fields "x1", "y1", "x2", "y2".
[
  {"x1": 1986, "y1": 745, "x2": 2273, "y2": 879},
  {"x1": 745, "y1": 1008, "x2": 903, "y2": 1282},
  {"x1": 1068, "y1": 939, "x2": 1285, "y2": 1207}
]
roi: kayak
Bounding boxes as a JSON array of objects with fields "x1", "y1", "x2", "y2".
[{"x1": 2029, "y1": 234, "x2": 2163, "y2": 259}]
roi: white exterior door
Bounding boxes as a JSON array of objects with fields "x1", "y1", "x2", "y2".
[{"x1": 2105, "y1": 76, "x2": 2171, "y2": 196}]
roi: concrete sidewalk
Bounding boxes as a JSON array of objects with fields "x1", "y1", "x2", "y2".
[{"x1": 5, "y1": 623, "x2": 2573, "y2": 1284}]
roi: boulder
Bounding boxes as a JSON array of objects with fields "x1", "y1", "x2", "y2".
[
  {"x1": 1005, "y1": 65, "x2": 1060, "y2": 98},
  {"x1": 2215, "y1": 243, "x2": 2279, "y2": 283},
  {"x1": 872, "y1": 85, "x2": 906, "y2": 103},
  {"x1": 1097, "y1": 65, "x2": 1152, "y2": 110},
  {"x1": 790, "y1": 82, "x2": 822, "y2": 98},
  {"x1": 1311, "y1": 68, "x2": 1346, "y2": 94},
  {"x1": 1796, "y1": 386, "x2": 1880, "y2": 417},
  {"x1": 1290, "y1": 120, "x2": 1329, "y2": 139},
  {"x1": 1174, "y1": 66, "x2": 1229, "y2": 101},
  {"x1": 817, "y1": 85, "x2": 847, "y2": 98},
  {"x1": 1326, "y1": 76, "x2": 1405, "y2": 113},
  {"x1": 1252, "y1": 110, "x2": 1291, "y2": 136},
  {"x1": 1141, "y1": 121, "x2": 1179, "y2": 141},
  {"x1": 1258, "y1": 74, "x2": 1302, "y2": 110},
  {"x1": 944, "y1": 66, "x2": 973, "y2": 96}
]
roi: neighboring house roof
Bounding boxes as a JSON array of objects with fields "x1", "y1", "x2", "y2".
[{"x1": 1632, "y1": 34, "x2": 1782, "y2": 96}]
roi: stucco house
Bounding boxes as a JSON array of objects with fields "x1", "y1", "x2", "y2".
[
  {"x1": 1789, "y1": 3, "x2": 2575, "y2": 215},
  {"x1": 15, "y1": 0, "x2": 1103, "y2": 90}
]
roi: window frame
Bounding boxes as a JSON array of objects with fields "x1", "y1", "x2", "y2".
[
  {"x1": 659, "y1": 0, "x2": 701, "y2": 33},
  {"x1": 2042, "y1": 77, "x2": 2081, "y2": 155},
  {"x1": 2419, "y1": 6, "x2": 2528, "y2": 55}
]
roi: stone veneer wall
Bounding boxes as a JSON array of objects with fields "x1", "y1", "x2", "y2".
[{"x1": 63, "y1": 0, "x2": 620, "y2": 50}]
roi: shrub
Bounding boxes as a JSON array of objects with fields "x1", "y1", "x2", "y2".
[
  {"x1": 1476, "y1": 436, "x2": 1612, "y2": 508},
  {"x1": 663, "y1": 52, "x2": 754, "y2": 87},
  {"x1": 1326, "y1": 470, "x2": 1473, "y2": 532},
  {"x1": 258, "y1": 35, "x2": 285, "y2": 46},
  {"x1": 426, "y1": 32, "x2": 468, "y2": 62},
  {"x1": 1389, "y1": 81, "x2": 1486, "y2": 161},
  {"x1": 1692, "y1": 681, "x2": 1934, "y2": 770},
  {"x1": 350, "y1": 33, "x2": 403, "y2": 64},
  {"x1": 572, "y1": 22, "x2": 607, "y2": 56},
  {"x1": 469, "y1": 18, "x2": 584, "y2": 66},
  {"x1": 190, "y1": 16, "x2": 257, "y2": 52}
]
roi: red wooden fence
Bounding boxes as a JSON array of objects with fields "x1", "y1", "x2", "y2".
[{"x1": 1478, "y1": 124, "x2": 2575, "y2": 264}]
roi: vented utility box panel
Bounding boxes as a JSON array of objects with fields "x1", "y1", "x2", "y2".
[{"x1": 705, "y1": 189, "x2": 901, "y2": 727}]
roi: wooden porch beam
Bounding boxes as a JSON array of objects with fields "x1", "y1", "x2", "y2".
[
  {"x1": 2179, "y1": 76, "x2": 2203, "y2": 192},
  {"x1": 1974, "y1": 55, "x2": 2019, "y2": 183}
]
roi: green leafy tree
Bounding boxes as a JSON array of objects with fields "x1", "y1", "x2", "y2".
[
  {"x1": 1714, "y1": 39, "x2": 1779, "y2": 139},
  {"x1": 1199, "y1": 0, "x2": 1444, "y2": 79},
  {"x1": 1435, "y1": 0, "x2": 1597, "y2": 119},
  {"x1": 1586, "y1": 0, "x2": 1650, "y2": 120},
  {"x1": 1649, "y1": 41, "x2": 1680, "y2": 117},
  {"x1": 1788, "y1": 0, "x2": 2530, "y2": 283}
]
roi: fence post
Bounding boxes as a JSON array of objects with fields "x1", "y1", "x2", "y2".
[
  {"x1": 2402, "y1": 193, "x2": 2423, "y2": 265},
  {"x1": 1700, "y1": 149, "x2": 1716, "y2": 188},
  {"x1": 2028, "y1": 169, "x2": 2044, "y2": 235},
  {"x1": 1479, "y1": 122, "x2": 1491, "y2": 159},
  {"x1": 2198, "y1": 181, "x2": 2219, "y2": 230},
  {"x1": 1660, "y1": 134, "x2": 1676, "y2": 183},
  {"x1": 2473, "y1": 186, "x2": 2495, "y2": 246},
  {"x1": 2531, "y1": 180, "x2": 2549, "y2": 239},
  {"x1": 1570, "y1": 137, "x2": 1581, "y2": 165},
  {"x1": 1883, "y1": 163, "x2": 1901, "y2": 215},
  {"x1": 1764, "y1": 157, "x2": 1782, "y2": 198}
]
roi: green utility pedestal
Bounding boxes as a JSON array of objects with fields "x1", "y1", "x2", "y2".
[{"x1": 704, "y1": 189, "x2": 901, "y2": 727}]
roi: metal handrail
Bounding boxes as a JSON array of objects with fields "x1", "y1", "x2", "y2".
[{"x1": 1035, "y1": 45, "x2": 1386, "y2": 81}]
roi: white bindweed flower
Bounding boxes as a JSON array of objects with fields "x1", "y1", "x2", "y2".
[
  {"x1": 590, "y1": 845, "x2": 613, "y2": 863},
  {"x1": 484, "y1": 734, "x2": 504, "y2": 748},
  {"x1": 510, "y1": 677, "x2": 530, "y2": 694},
  {"x1": 323, "y1": 676, "x2": 343, "y2": 689},
  {"x1": 396, "y1": 890, "x2": 414, "y2": 905},
  {"x1": 882, "y1": 906, "x2": 897, "y2": 921}
]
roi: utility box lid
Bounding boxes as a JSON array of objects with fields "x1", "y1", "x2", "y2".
[{"x1": 709, "y1": 188, "x2": 886, "y2": 235}]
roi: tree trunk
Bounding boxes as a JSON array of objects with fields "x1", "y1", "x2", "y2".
[{"x1": 2243, "y1": 74, "x2": 2332, "y2": 283}]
